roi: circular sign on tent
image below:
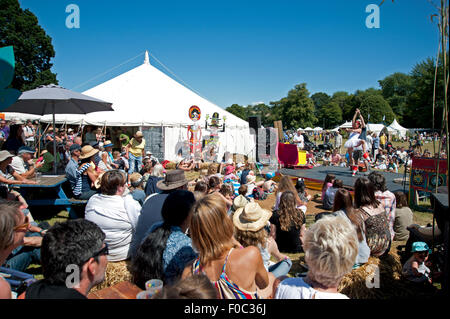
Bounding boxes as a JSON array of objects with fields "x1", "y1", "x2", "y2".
[{"x1": 189, "y1": 105, "x2": 201, "y2": 122}]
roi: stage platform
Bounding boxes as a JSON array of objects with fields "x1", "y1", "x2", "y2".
[{"x1": 279, "y1": 166, "x2": 409, "y2": 193}]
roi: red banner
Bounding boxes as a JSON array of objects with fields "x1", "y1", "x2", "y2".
[{"x1": 412, "y1": 157, "x2": 448, "y2": 174}]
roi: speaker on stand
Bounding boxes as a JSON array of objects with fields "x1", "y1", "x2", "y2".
[{"x1": 248, "y1": 116, "x2": 261, "y2": 161}]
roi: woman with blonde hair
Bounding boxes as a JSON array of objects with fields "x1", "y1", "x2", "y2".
[
  {"x1": 275, "y1": 215, "x2": 358, "y2": 299},
  {"x1": 182, "y1": 193, "x2": 270, "y2": 299}
]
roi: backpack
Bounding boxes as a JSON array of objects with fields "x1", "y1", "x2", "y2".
[{"x1": 252, "y1": 186, "x2": 267, "y2": 200}]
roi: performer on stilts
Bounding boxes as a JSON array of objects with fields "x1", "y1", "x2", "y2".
[{"x1": 344, "y1": 108, "x2": 370, "y2": 176}]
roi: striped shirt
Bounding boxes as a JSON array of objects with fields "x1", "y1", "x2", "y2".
[{"x1": 73, "y1": 163, "x2": 91, "y2": 196}]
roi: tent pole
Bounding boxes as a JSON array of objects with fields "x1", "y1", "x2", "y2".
[{"x1": 53, "y1": 103, "x2": 57, "y2": 175}]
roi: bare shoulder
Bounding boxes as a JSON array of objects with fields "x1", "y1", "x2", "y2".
[
  {"x1": 233, "y1": 246, "x2": 261, "y2": 261},
  {"x1": 0, "y1": 277, "x2": 12, "y2": 299}
]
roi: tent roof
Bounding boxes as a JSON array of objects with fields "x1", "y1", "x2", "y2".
[
  {"x1": 388, "y1": 119, "x2": 408, "y2": 131},
  {"x1": 38, "y1": 52, "x2": 249, "y2": 128}
]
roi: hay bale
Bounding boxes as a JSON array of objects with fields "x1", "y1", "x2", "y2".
[
  {"x1": 338, "y1": 248, "x2": 431, "y2": 299},
  {"x1": 165, "y1": 162, "x2": 176, "y2": 170},
  {"x1": 90, "y1": 260, "x2": 132, "y2": 292}
]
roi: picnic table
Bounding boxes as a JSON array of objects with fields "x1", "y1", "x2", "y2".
[
  {"x1": 88, "y1": 281, "x2": 142, "y2": 299},
  {"x1": 9, "y1": 175, "x2": 84, "y2": 219}
]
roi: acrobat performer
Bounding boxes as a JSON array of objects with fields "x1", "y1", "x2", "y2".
[{"x1": 344, "y1": 108, "x2": 370, "y2": 176}]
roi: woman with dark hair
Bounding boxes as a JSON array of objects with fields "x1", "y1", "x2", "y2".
[
  {"x1": 333, "y1": 189, "x2": 370, "y2": 267},
  {"x1": 85, "y1": 170, "x2": 141, "y2": 262},
  {"x1": 393, "y1": 191, "x2": 413, "y2": 242},
  {"x1": 274, "y1": 176, "x2": 306, "y2": 213},
  {"x1": 1, "y1": 124, "x2": 25, "y2": 154},
  {"x1": 322, "y1": 179, "x2": 343, "y2": 210},
  {"x1": 131, "y1": 190, "x2": 197, "y2": 288},
  {"x1": 270, "y1": 191, "x2": 306, "y2": 253},
  {"x1": 321, "y1": 173, "x2": 335, "y2": 202},
  {"x1": 207, "y1": 175, "x2": 221, "y2": 194},
  {"x1": 353, "y1": 177, "x2": 391, "y2": 257}
]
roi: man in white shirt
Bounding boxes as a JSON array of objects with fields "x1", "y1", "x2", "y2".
[
  {"x1": 293, "y1": 129, "x2": 304, "y2": 150},
  {"x1": 10, "y1": 146, "x2": 43, "y2": 179},
  {"x1": 334, "y1": 131, "x2": 343, "y2": 153}
]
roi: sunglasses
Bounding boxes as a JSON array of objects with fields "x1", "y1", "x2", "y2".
[
  {"x1": 85, "y1": 242, "x2": 109, "y2": 263},
  {"x1": 13, "y1": 215, "x2": 30, "y2": 232}
]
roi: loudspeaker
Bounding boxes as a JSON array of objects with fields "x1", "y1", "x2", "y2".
[{"x1": 248, "y1": 116, "x2": 261, "y2": 134}]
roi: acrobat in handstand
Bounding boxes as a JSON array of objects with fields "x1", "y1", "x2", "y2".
[{"x1": 344, "y1": 108, "x2": 370, "y2": 176}]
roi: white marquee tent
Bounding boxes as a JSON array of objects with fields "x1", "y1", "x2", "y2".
[
  {"x1": 387, "y1": 119, "x2": 408, "y2": 138},
  {"x1": 5, "y1": 52, "x2": 255, "y2": 161}
]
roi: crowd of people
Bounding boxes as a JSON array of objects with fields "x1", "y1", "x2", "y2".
[{"x1": 0, "y1": 117, "x2": 443, "y2": 299}]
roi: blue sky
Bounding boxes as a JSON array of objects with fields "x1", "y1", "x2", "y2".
[{"x1": 19, "y1": 0, "x2": 440, "y2": 108}]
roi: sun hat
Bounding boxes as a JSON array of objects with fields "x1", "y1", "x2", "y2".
[
  {"x1": 226, "y1": 158, "x2": 233, "y2": 165},
  {"x1": 233, "y1": 202, "x2": 272, "y2": 232},
  {"x1": 103, "y1": 140, "x2": 114, "y2": 148},
  {"x1": 0, "y1": 150, "x2": 14, "y2": 162},
  {"x1": 236, "y1": 163, "x2": 244, "y2": 169},
  {"x1": 233, "y1": 195, "x2": 249, "y2": 211},
  {"x1": 79, "y1": 145, "x2": 99, "y2": 160},
  {"x1": 130, "y1": 172, "x2": 144, "y2": 188},
  {"x1": 225, "y1": 165, "x2": 235, "y2": 175},
  {"x1": 135, "y1": 131, "x2": 144, "y2": 138},
  {"x1": 411, "y1": 241, "x2": 432, "y2": 254},
  {"x1": 156, "y1": 169, "x2": 189, "y2": 191},
  {"x1": 18, "y1": 146, "x2": 36, "y2": 155}
]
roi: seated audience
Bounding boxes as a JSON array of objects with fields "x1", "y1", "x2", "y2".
[
  {"x1": 332, "y1": 189, "x2": 370, "y2": 268},
  {"x1": 275, "y1": 216, "x2": 358, "y2": 299},
  {"x1": 85, "y1": 170, "x2": 141, "y2": 261},
  {"x1": 368, "y1": 172, "x2": 396, "y2": 241},
  {"x1": 331, "y1": 149, "x2": 341, "y2": 166},
  {"x1": 393, "y1": 191, "x2": 413, "y2": 242},
  {"x1": 144, "y1": 163, "x2": 164, "y2": 196},
  {"x1": 0, "y1": 201, "x2": 31, "y2": 299},
  {"x1": 0, "y1": 151, "x2": 37, "y2": 186},
  {"x1": 10, "y1": 146, "x2": 43, "y2": 179},
  {"x1": 353, "y1": 177, "x2": 391, "y2": 257},
  {"x1": 402, "y1": 242, "x2": 432, "y2": 285},
  {"x1": 263, "y1": 173, "x2": 277, "y2": 194},
  {"x1": 182, "y1": 193, "x2": 270, "y2": 299},
  {"x1": 130, "y1": 190, "x2": 197, "y2": 287},
  {"x1": 129, "y1": 172, "x2": 146, "y2": 206},
  {"x1": 131, "y1": 170, "x2": 189, "y2": 256},
  {"x1": 233, "y1": 202, "x2": 292, "y2": 278},
  {"x1": 274, "y1": 175, "x2": 306, "y2": 213},
  {"x1": 24, "y1": 219, "x2": 108, "y2": 299},
  {"x1": 74, "y1": 145, "x2": 100, "y2": 200},
  {"x1": 322, "y1": 179, "x2": 343, "y2": 210},
  {"x1": 321, "y1": 174, "x2": 335, "y2": 201},
  {"x1": 152, "y1": 274, "x2": 217, "y2": 299},
  {"x1": 270, "y1": 191, "x2": 306, "y2": 253},
  {"x1": 322, "y1": 150, "x2": 332, "y2": 166},
  {"x1": 194, "y1": 180, "x2": 208, "y2": 196},
  {"x1": 295, "y1": 179, "x2": 311, "y2": 203}
]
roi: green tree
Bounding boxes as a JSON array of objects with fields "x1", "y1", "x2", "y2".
[
  {"x1": 247, "y1": 103, "x2": 274, "y2": 127},
  {"x1": 270, "y1": 83, "x2": 317, "y2": 129},
  {"x1": 404, "y1": 55, "x2": 448, "y2": 128},
  {"x1": 378, "y1": 72, "x2": 413, "y2": 123},
  {"x1": 356, "y1": 92, "x2": 395, "y2": 124},
  {"x1": 0, "y1": 0, "x2": 58, "y2": 91},
  {"x1": 321, "y1": 101, "x2": 343, "y2": 128},
  {"x1": 311, "y1": 92, "x2": 331, "y2": 128},
  {"x1": 330, "y1": 91, "x2": 354, "y2": 121},
  {"x1": 226, "y1": 104, "x2": 248, "y2": 121}
]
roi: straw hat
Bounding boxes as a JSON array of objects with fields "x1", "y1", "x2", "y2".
[
  {"x1": 233, "y1": 202, "x2": 272, "y2": 232},
  {"x1": 233, "y1": 195, "x2": 249, "y2": 211},
  {"x1": 80, "y1": 145, "x2": 99, "y2": 160},
  {"x1": 0, "y1": 150, "x2": 14, "y2": 162},
  {"x1": 130, "y1": 172, "x2": 144, "y2": 188},
  {"x1": 156, "y1": 169, "x2": 188, "y2": 191},
  {"x1": 103, "y1": 140, "x2": 114, "y2": 148},
  {"x1": 135, "y1": 131, "x2": 144, "y2": 138}
]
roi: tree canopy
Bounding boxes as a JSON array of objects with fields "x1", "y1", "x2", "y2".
[{"x1": 0, "y1": 0, "x2": 58, "y2": 91}]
